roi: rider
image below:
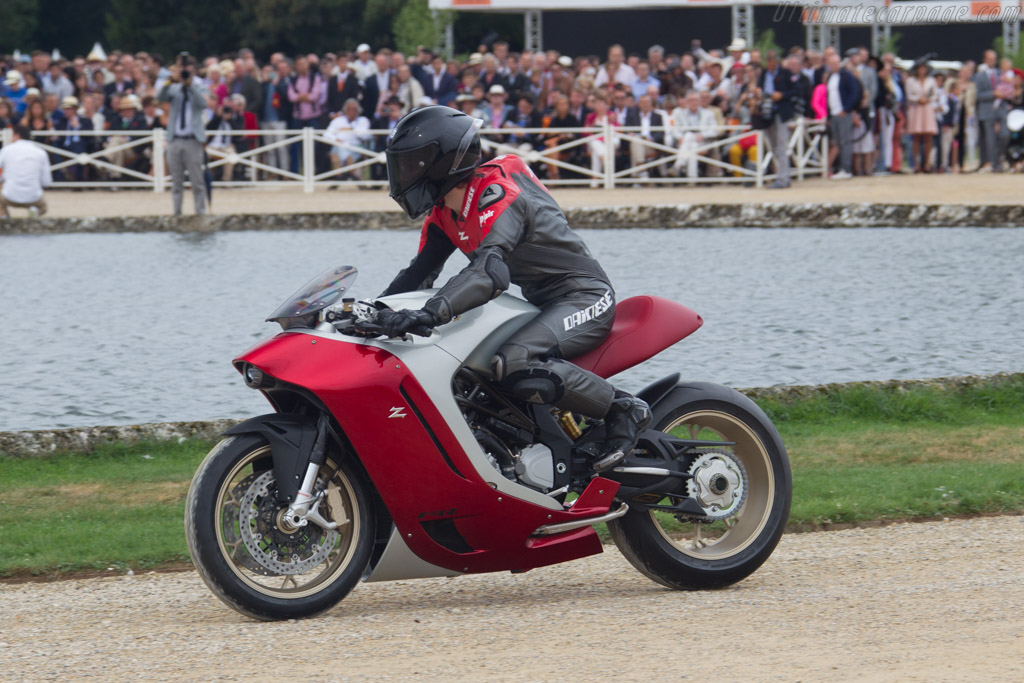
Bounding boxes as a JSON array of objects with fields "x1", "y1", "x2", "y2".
[{"x1": 378, "y1": 105, "x2": 650, "y2": 471}]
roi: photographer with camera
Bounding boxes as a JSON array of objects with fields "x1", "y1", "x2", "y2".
[
  {"x1": 207, "y1": 93, "x2": 246, "y2": 181},
  {"x1": 369, "y1": 96, "x2": 403, "y2": 181},
  {"x1": 157, "y1": 52, "x2": 208, "y2": 215}
]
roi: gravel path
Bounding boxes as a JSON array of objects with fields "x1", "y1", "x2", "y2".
[{"x1": 2, "y1": 516, "x2": 1022, "y2": 681}]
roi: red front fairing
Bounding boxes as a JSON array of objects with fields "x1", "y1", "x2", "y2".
[{"x1": 235, "y1": 333, "x2": 615, "y2": 574}]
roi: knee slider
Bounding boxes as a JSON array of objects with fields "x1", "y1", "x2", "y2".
[
  {"x1": 506, "y1": 369, "x2": 565, "y2": 405},
  {"x1": 491, "y1": 343, "x2": 530, "y2": 382}
]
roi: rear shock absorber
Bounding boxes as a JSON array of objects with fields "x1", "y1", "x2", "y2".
[{"x1": 557, "y1": 411, "x2": 582, "y2": 440}]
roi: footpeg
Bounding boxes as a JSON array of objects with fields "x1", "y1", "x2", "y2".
[
  {"x1": 592, "y1": 394, "x2": 651, "y2": 472},
  {"x1": 591, "y1": 448, "x2": 627, "y2": 472}
]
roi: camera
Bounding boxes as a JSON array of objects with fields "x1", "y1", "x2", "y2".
[{"x1": 178, "y1": 51, "x2": 192, "y2": 80}]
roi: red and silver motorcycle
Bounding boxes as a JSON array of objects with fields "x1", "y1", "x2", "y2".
[{"x1": 185, "y1": 266, "x2": 791, "y2": 620}]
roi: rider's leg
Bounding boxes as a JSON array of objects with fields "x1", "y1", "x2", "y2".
[{"x1": 491, "y1": 289, "x2": 651, "y2": 471}]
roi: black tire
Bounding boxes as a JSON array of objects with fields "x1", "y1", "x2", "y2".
[
  {"x1": 185, "y1": 434, "x2": 375, "y2": 620},
  {"x1": 608, "y1": 387, "x2": 791, "y2": 590}
]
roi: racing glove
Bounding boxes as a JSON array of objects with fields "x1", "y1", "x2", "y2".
[{"x1": 375, "y1": 308, "x2": 440, "y2": 338}]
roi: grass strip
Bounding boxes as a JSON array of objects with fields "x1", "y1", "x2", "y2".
[{"x1": 1, "y1": 379, "x2": 1022, "y2": 578}]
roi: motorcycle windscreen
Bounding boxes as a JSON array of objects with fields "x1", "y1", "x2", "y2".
[{"x1": 267, "y1": 265, "x2": 358, "y2": 324}]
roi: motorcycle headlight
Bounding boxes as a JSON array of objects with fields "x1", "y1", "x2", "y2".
[{"x1": 242, "y1": 363, "x2": 273, "y2": 389}]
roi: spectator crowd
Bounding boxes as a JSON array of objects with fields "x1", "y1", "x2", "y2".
[{"x1": 1, "y1": 37, "x2": 1023, "y2": 195}]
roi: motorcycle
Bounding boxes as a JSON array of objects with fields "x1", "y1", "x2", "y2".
[{"x1": 185, "y1": 265, "x2": 792, "y2": 620}]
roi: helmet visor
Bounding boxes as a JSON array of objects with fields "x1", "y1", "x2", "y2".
[
  {"x1": 393, "y1": 178, "x2": 437, "y2": 220},
  {"x1": 387, "y1": 141, "x2": 440, "y2": 200}
]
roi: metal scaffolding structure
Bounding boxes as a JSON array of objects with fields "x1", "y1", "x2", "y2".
[
  {"x1": 731, "y1": 4, "x2": 753, "y2": 45},
  {"x1": 1004, "y1": 17, "x2": 1020, "y2": 56},
  {"x1": 870, "y1": 22, "x2": 893, "y2": 54},
  {"x1": 427, "y1": 0, "x2": 1020, "y2": 59},
  {"x1": 525, "y1": 10, "x2": 543, "y2": 52},
  {"x1": 805, "y1": 22, "x2": 823, "y2": 53},
  {"x1": 826, "y1": 25, "x2": 841, "y2": 53}
]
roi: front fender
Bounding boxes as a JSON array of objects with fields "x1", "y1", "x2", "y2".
[{"x1": 224, "y1": 413, "x2": 318, "y2": 503}]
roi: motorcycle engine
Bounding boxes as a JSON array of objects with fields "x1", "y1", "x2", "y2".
[
  {"x1": 456, "y1": 370, "x2": 556, "y2": 493},
  {"x1": 515, "y1": 444, "x2": 555, "y2": 490},
  {"x1": 474, "y1": 428, "x2": 555, "y2": 493}
]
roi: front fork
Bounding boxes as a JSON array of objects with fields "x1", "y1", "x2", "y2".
[{"x1": 280, "y1": 414, "x2": 339, "y2": 532}]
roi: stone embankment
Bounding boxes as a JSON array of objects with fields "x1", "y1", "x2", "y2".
[
  {"x1": 2, "y1": 372, "x2": 1018, "y2": 458},
  {"x1": 4, "y1": 202, "x2": 1024, "y2": 235}
]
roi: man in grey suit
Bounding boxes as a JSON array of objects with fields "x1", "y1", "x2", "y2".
[
  {"x1": 973, "y1": 49, "x2": 1006, "y2": 172},
  {"x1": 158, "y1": 54, "x2": 208, "y2": 215}
]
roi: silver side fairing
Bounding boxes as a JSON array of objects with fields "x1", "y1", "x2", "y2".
[
  {"x1": 378, "y1": 290, "x2": 539, "y2": 377},
  {"x1": 288, "y1": 293, "x2": 562, "y2": 511},
  {"x1": 364, "y1": 526, "x2": 463, "y2": 582}
]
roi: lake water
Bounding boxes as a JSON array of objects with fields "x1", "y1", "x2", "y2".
[{"x1": 2, "y1": 227, "x2": 1022, "y2": 431}]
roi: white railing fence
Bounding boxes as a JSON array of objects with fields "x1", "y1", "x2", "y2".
[{"x1": 1, "y1": 118, "x2": 827, "y2": 192}]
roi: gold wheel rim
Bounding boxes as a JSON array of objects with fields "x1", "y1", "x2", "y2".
[
  {"x1": 650, "y1": 410, "x2": 774, "y2": 561},
  {"x1": 214, "y1": 445, "x2": 360, "y2": 598}
]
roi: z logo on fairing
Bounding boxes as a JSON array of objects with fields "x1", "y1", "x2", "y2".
[{"x1": 388, "y1": 406, "x2": 407, "y2": 419}]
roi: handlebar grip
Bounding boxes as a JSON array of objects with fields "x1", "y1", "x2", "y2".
[
  {"x1": 344, "y1": 322, "x2": 432, "y2": 339},
  {"x1": 343, "y1": 322, "x2": 384, "y2": 337}
]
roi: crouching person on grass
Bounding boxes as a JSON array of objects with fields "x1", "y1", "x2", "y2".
[{"x1": 0, "y1": 124, "x2": 52, "y2": 219}]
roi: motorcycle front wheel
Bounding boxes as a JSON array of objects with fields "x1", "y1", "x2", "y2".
[
  {"x1": 185, "y1": 434, "x2": 374, "y2": 620},
  {"x1": 608, "y1": 388, "x2": 791, "y2": 590}
]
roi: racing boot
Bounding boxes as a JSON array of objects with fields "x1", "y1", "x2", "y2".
[{"x1": 591, "y1": 391, "x2": 652, "y2": 472}]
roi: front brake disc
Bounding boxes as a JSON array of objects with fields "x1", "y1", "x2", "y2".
[{"x1": 237, "y1": 471, "x2": 337, "y2": 576}]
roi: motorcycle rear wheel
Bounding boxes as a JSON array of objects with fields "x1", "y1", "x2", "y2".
[
  {"x1": 185, "y1": 434, "x2": 374, "y2": 620},
  {"x1": 608, "y1": 392, "x2": 791, "y2": 590}
]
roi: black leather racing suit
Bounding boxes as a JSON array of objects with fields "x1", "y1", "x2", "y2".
[{"x1": 382, "y1": 154, "x2": 618, "y2": 418}]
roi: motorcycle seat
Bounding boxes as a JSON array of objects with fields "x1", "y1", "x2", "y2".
[{"x1": 571, "y1": 295, "x2": 703, "y2": 379}]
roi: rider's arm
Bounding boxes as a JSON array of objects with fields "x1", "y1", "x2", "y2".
[
  {"x1": 380, "y1": 222, "x2": 456, "y2": 296},
  {"x1": 422, "y1": 186, "x2": 522, "y2": 323}
]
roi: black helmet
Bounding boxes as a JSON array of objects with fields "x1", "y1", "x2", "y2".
[{"x1": 385, "y1": 105, "x2": 482, "y2": 219}]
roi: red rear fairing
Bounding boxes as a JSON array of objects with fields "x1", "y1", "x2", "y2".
[
  {"x1": 235, "y1": 333, "x2": 616, "y2": 574},
  {"x1": 572, "y1": 296, "x2": 704, "y2": 379}
]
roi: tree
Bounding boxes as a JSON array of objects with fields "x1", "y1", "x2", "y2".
[
  {"x1": 35, "y1": 0, "x2": 109, "y2": 57},
  {"x1": 0, "y1": 0, "x2": 40, "y2": 52},
  {"x1": 993, "y1": 35, "x2": 1024, "y2": 69},
  {"x1": 450, "y1": 11, "x2": 523, "y2": 54},
  {"x1": 392, "y1": 0, "x2": 450, "y2": 56},
  {"x1": 754, "y1": 28, "x2": 783, "y2": 58},
  {"x1": 876, "y1": 30, "x2": 902, "y2": 58},
  {"x1": 235, "y1": 0, "x2": 368, "y2": 56},
  {"x1": 105, "y1": 0, "x2": 237, "y2": 57},
  {"x1": 361, "y1": 0, "x2": 408, "y2": 52}
]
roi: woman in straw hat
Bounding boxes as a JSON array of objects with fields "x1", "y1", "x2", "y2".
[{"x1": 905, "y1": 58, "x2": 939, "y2": 172}]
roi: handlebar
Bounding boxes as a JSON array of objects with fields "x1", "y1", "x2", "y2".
[{"x1": 343, "y1": 321, "x2": 433, "y2": 340}]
